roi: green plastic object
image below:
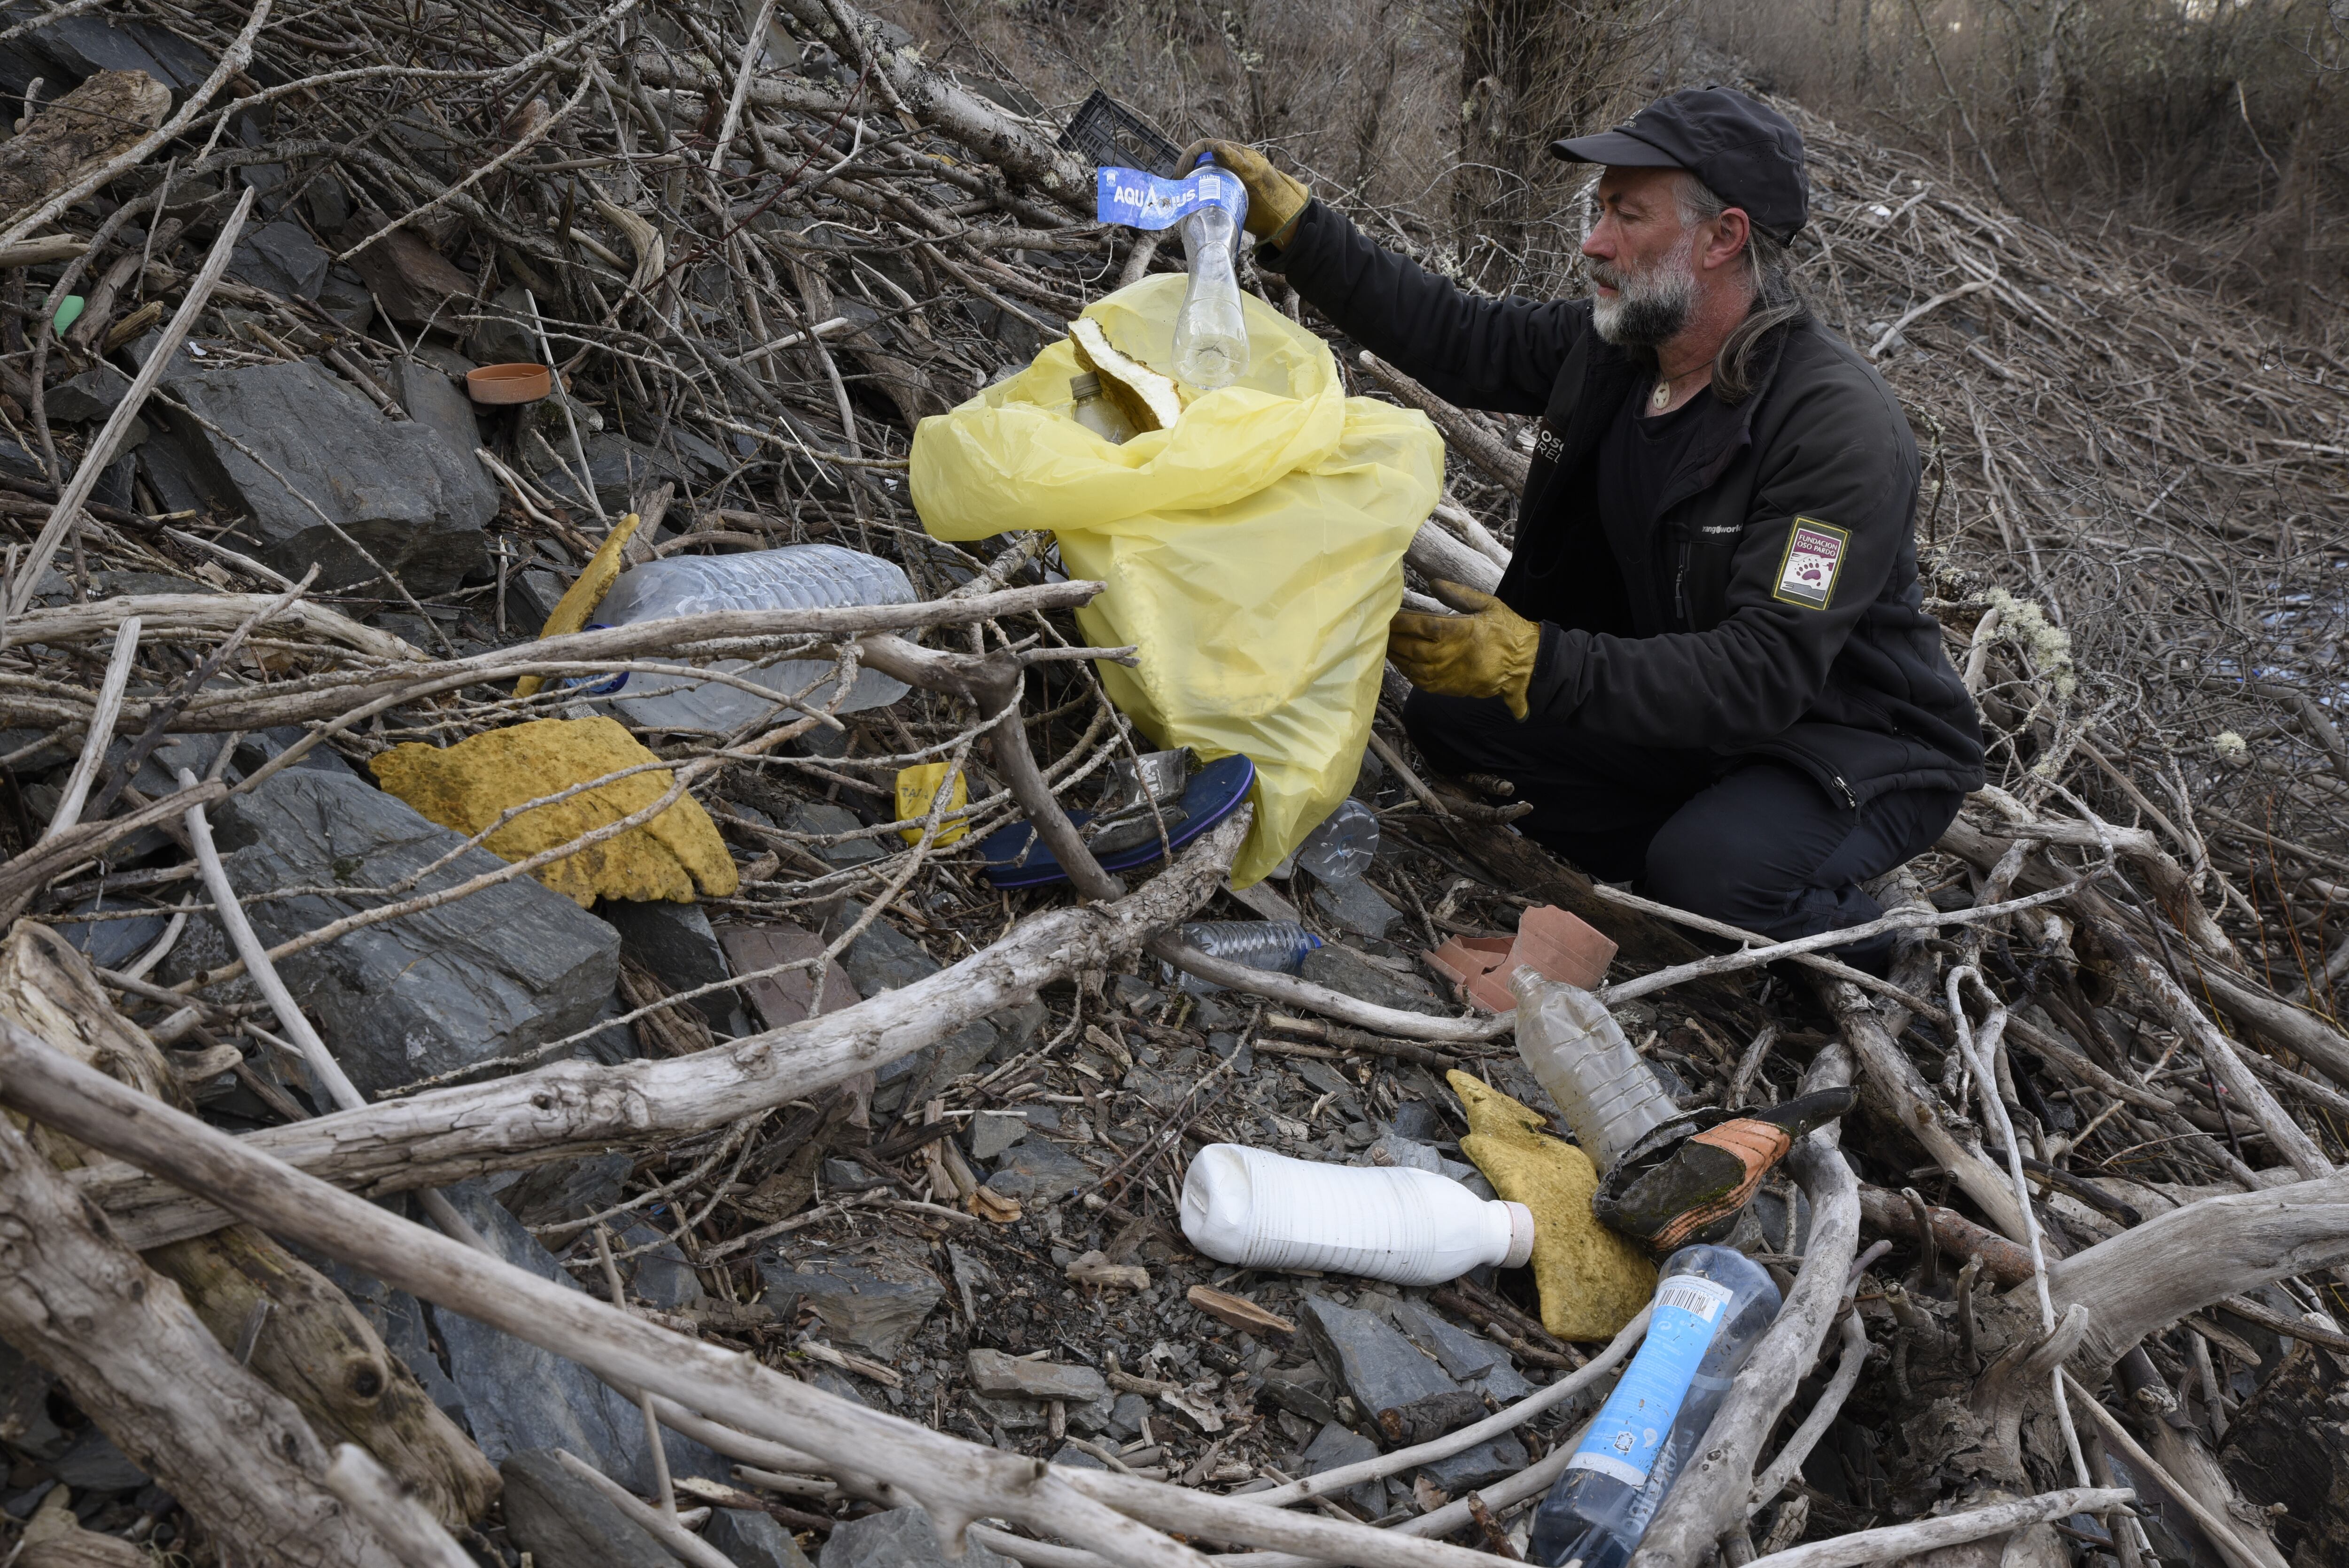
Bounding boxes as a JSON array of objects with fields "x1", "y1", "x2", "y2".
[{"x1": 50, "y1": 295, "x2": 83, "y2": 337}]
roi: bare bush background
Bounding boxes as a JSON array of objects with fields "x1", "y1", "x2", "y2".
[{"x1": 888, "y1": 0, "x2": 2349, "y2": 318}]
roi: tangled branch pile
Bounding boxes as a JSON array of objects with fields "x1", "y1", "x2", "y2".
[{"x1": 0, "y1": 0, "x2": 2347, "y2": 1566}]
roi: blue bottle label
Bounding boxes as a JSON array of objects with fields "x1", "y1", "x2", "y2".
[
  {"x1": 1567, "y1": 1274, "x2": 1735, "y2": 1487},
  {"x1": 1095, "y1": 165, "x2": 1249, "y2": 232}
]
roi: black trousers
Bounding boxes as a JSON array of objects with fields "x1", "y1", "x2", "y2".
[{"x1": 1403, "y1": 689, "x2": 1963, "y2": 972}]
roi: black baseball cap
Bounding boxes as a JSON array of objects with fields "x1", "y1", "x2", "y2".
[{"x1": 1549, "y1": 87, "x2": 1808, "y2": 243}]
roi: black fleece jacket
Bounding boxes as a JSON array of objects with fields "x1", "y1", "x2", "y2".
[{"x1": 1260, "y1": 201, "x2": 1985, "y2": 810}]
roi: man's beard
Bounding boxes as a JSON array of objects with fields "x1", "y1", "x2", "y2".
[{"x1": 1588, "y1": 234, "x2": 1697, "y2": 348}]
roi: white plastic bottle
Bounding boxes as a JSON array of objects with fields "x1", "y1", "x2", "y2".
[
  {"x1": 580, "y1": 545, "x2": 916, "y2": 732},
  {"x1": 1180, "y1": 1143, "x2": 1534, "y2": 1287},
  {"x1": 1293, "y1": 797, "x2": 1380, "y2": 883},
  {"x1": 1512, "y1": 967, "x2": 1682, "y2": 1174},
  {"x1": 1068, "y1": 371, "x2": 1137, "y2": 444},
  {"x1": 1172, "y1": 201, "x2": 1249, "y2": 390}
]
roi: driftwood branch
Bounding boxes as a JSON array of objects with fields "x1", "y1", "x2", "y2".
[{"x1": 0, "y1": 1094, "x2": 402, "y2": 1567}]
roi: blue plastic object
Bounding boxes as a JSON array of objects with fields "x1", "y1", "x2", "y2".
[{"x1": 976, "y1": 753, "x2": 1256, "y2": 889}]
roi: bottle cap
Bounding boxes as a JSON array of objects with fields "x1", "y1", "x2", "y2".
[
  {"x1": 1070, "y1": 371, "x2": 1103, "y2": 399},
  {"x1": 1501, "y1": 1201, "x2": 1537, "y2": 1268}
]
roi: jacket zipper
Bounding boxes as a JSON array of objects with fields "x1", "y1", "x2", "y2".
[
  {"x1": 1830, "y1": 773, "x2": 1858, "y2": 810},
  {"x1": 1672, "y1": 542, "x2": 1690, "y2": 629}
]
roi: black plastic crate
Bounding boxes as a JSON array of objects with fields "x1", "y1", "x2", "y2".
[{"x1": 1059, "y1": 89, "x2": 1188, "y2": 179}]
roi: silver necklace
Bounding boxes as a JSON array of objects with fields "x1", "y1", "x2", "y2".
[{"x1": 1651, "y1": 356, "x2": 1707, "y2": 412}]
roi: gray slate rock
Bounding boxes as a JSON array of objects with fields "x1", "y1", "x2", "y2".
[
  {"x1": 621, "y1": 1219, "x2": 706, "y2": 1309},
  {"x1": 491, "y1": 1151, "x2": 630, "y2": 1230},
  {"x1": 1300, "y1": 1296, "x2": 1455, "y2": 1421},
  {"x1": 50, "y1": 1426, "x2": 145, "y2": 1492},
  {"x1": 1066, "y1": 1392, "x2": 1118, "y2": 1435},
  {"x1": 822, "y1": 898, "x2": 996, "y2": 1105},
  {"x1": 1388, "y1": 1300, "x2": 1533, "y2": 1402},
  {"x1": 153, "y1": 357, "x2": 494, "y2": 592},
  {"x1": 52, "y1": 899, "x2": 169, "y2": 970},
  {"x1": 827, "y1": 897, "x2": 938, "y2": 991},
  {"x1": 1303, "y1": 873, "x2": 1399, "y2": 940},
  {"x1": 969, "y1": 1390, "x2": 1049, "y2": 1431},
  {"x1": 819, "y1": 1507, "x2": 1016, "y2": 1568},
  {"x1": 968, "y1": 1110, "x2": 1027, "y2": 1161},
  {"x1": 465, "y1": 285, "x2": 538, "y2": 367},
  {"x1": 229, "y1": 219, "x2": 330, "y2": 300},
  {"x1": 1420, "y1": 1433, "x2": 1528, "y2": 1493},
  {"x1": 600, "y1": 898, "x2": 735, "y2": 1028},
  {"x1": 499, "y1": 1449, "x2": 673, "y2": 1568},
  {"x1": 1299, "y1": 946, "x2": 1447, "y2": 1016},
  {"x1": 186, "y1": 768, "x2": 619, "y2": 1097},
  {"x1": 758, "y1": 1242, "x2": 943, "y2": 1359},
  {"x1": 706, "y1": 1507, "x2": 814, "y2": 1568},
  {"x1": 1299, "y1": 1420, "x2": 1382, "y2": 1514},
  {"x1": 967, "y1": 1348, "x2": 1108, "y2": 1403},
  {"x1": 1258, "y1": 1363, "x2": 1337, "y2": 1427},
  {"x1": 438, "y1": 1186, "x2": 722, "y2": 1494},
  {"x1": 992, "y1": 1139, "x2": 1093, "y2": 1202},
  {"x1": 533, "y1": 430, "x2": 714, "y2": 516},
  {"x1": 47, "y1": 363, "x2": 131, "y2": 422},
  {"x1": 394, "y1": 358, "x2": 484, "y2": 470},
  {"x1": 1107, "y1": 1391, "x2": 1150, "y2": 1439}
]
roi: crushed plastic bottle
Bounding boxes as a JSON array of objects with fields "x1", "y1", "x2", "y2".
[
  {"x1": 1181, "y1": 1143, "x2": 1534, "y2": 1286},
  {"x1": 1159, "y1": 919, "x2": 1321, "y2": 994},
  {"x1": 1293, "y1": 796, "x2": 1380, "y2": 884},
  {"x1": 1512, "y1": 966, "x2": 1683, "y2": 1175},
  {"x1": 1172, "y1": 198, "x2": 1249, "y2": 390},
  {"x1": 1068, "y1": 370, "x2": 1137, "y2": 444},
  {"x1": 581, "y1": 545, "x2": 916, "y2": 732},
  {"x1": 1528, "y1": 1245, "x2": 1781, "y2": 1568}
]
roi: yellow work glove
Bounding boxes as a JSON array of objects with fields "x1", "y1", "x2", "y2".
[
  {"x1": 1387, "y1": 581, "x2": 1540, "y2": 721},
  {"x1": 1180, "y1": 139, "x2": 1311, "y2": 241}
]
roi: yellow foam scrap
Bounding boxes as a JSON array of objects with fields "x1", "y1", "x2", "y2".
[
  {"x1": 513, "y1": 511, "x2": 641, "y2": 700},
  {"x1": 371, "y1": 715, "x2": 739, "y2": 907},
  {"x1": 1448, "y1": 1068, "x2": 1656, "y2": 1342},
  {"x1": 1070, "y1": 317, "x2": 1183, "y2": 432},
  {"x1": 894, "y1": 762, "x2": 969, "y2": 846}
]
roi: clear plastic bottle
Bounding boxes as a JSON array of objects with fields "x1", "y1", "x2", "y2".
[
  {"x1": 1159, "y1": 919, "x2": 1321, "y2": 994},
  {"x1": 1172, "y1": 202, "x2": 1249, "y2": 391},
  {"x1": 1294, "y1": 797, "x2": 1380, "y2": 884},
  {"x1": 1512, "y1": 967, "x2": 1683, "y2": 1175},
  {"x1": 1528, "y1": 1245, "x2": 1782, "y2": 1568},
  {"x1": 582, "y1": 545, "x2": 916, "y2": 732},
  {"x1": 1181, "y1": 1143, "x2": 1534, "y2": 1286},
  {"x1": 1068, "y1": 370, "x2": 1137, "y2": 444}
]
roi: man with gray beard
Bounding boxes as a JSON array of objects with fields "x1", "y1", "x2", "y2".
[{"x1": 1196, "y1": 89, "x2": 1982, "y2": 973}]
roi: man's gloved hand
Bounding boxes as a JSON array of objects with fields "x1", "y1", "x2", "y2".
[
  {"x1": 1180, "y1": 139, "x2": 1311, "y2": 241},
  {"x1": 1387, "y1": 581, "x2": 1539, "y2": 721}
]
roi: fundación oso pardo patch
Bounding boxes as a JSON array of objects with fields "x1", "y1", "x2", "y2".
[{"x1": 1773, "y1": 518, "x2": 1849, "y2": 609}]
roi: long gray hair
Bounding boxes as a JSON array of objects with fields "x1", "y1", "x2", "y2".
[{"x1": 1675, "y1": 174, "x2": 1805, "y2": 403}]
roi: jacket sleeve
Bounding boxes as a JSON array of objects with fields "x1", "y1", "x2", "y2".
[
  {"x1": 1520, "y1": 353, "x2": 1918, "y2": 749},
  {"x1": 1258, "y1": 200, "x2": 1582, "y2": 416}
]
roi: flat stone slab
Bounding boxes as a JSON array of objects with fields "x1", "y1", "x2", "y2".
[
  {"x1": 818, "y1": 1507, "x2": 1016, "y2": 1568},
  {"x1": 193, "y1": 767, "x2": 619, "y2": 1097},
  {"x1": 967, "y1": 1348, "x2": 1108, "y2": 1403},
  {"x1": 151, "y1": 355, "x2": 495, "y2": 593},
  {"x1": 1300, "y1": 1295, "x2": 1455, "y2": 1421}
]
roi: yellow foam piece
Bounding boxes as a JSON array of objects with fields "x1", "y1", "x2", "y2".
[
  {"x1": 1449, "y1": 1069, "x2": 1656, "y2": 1342},
  {"x1": 894, "y1": 762, "x2": 969, "y2": 846},
  {"x1": 372, "y1": 715, "x2": 739, "y2": 907},
  {"x1": 513, "y1": 511, "x2": 640, "y2": 700}
]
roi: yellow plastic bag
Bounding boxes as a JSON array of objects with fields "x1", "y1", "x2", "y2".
[
  {"x1": 895, "y1": 762, "x2": 969, "y2": 846},
  {"x1": 910, "y1": 274, "x2": 1442, "y2": 885}
]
